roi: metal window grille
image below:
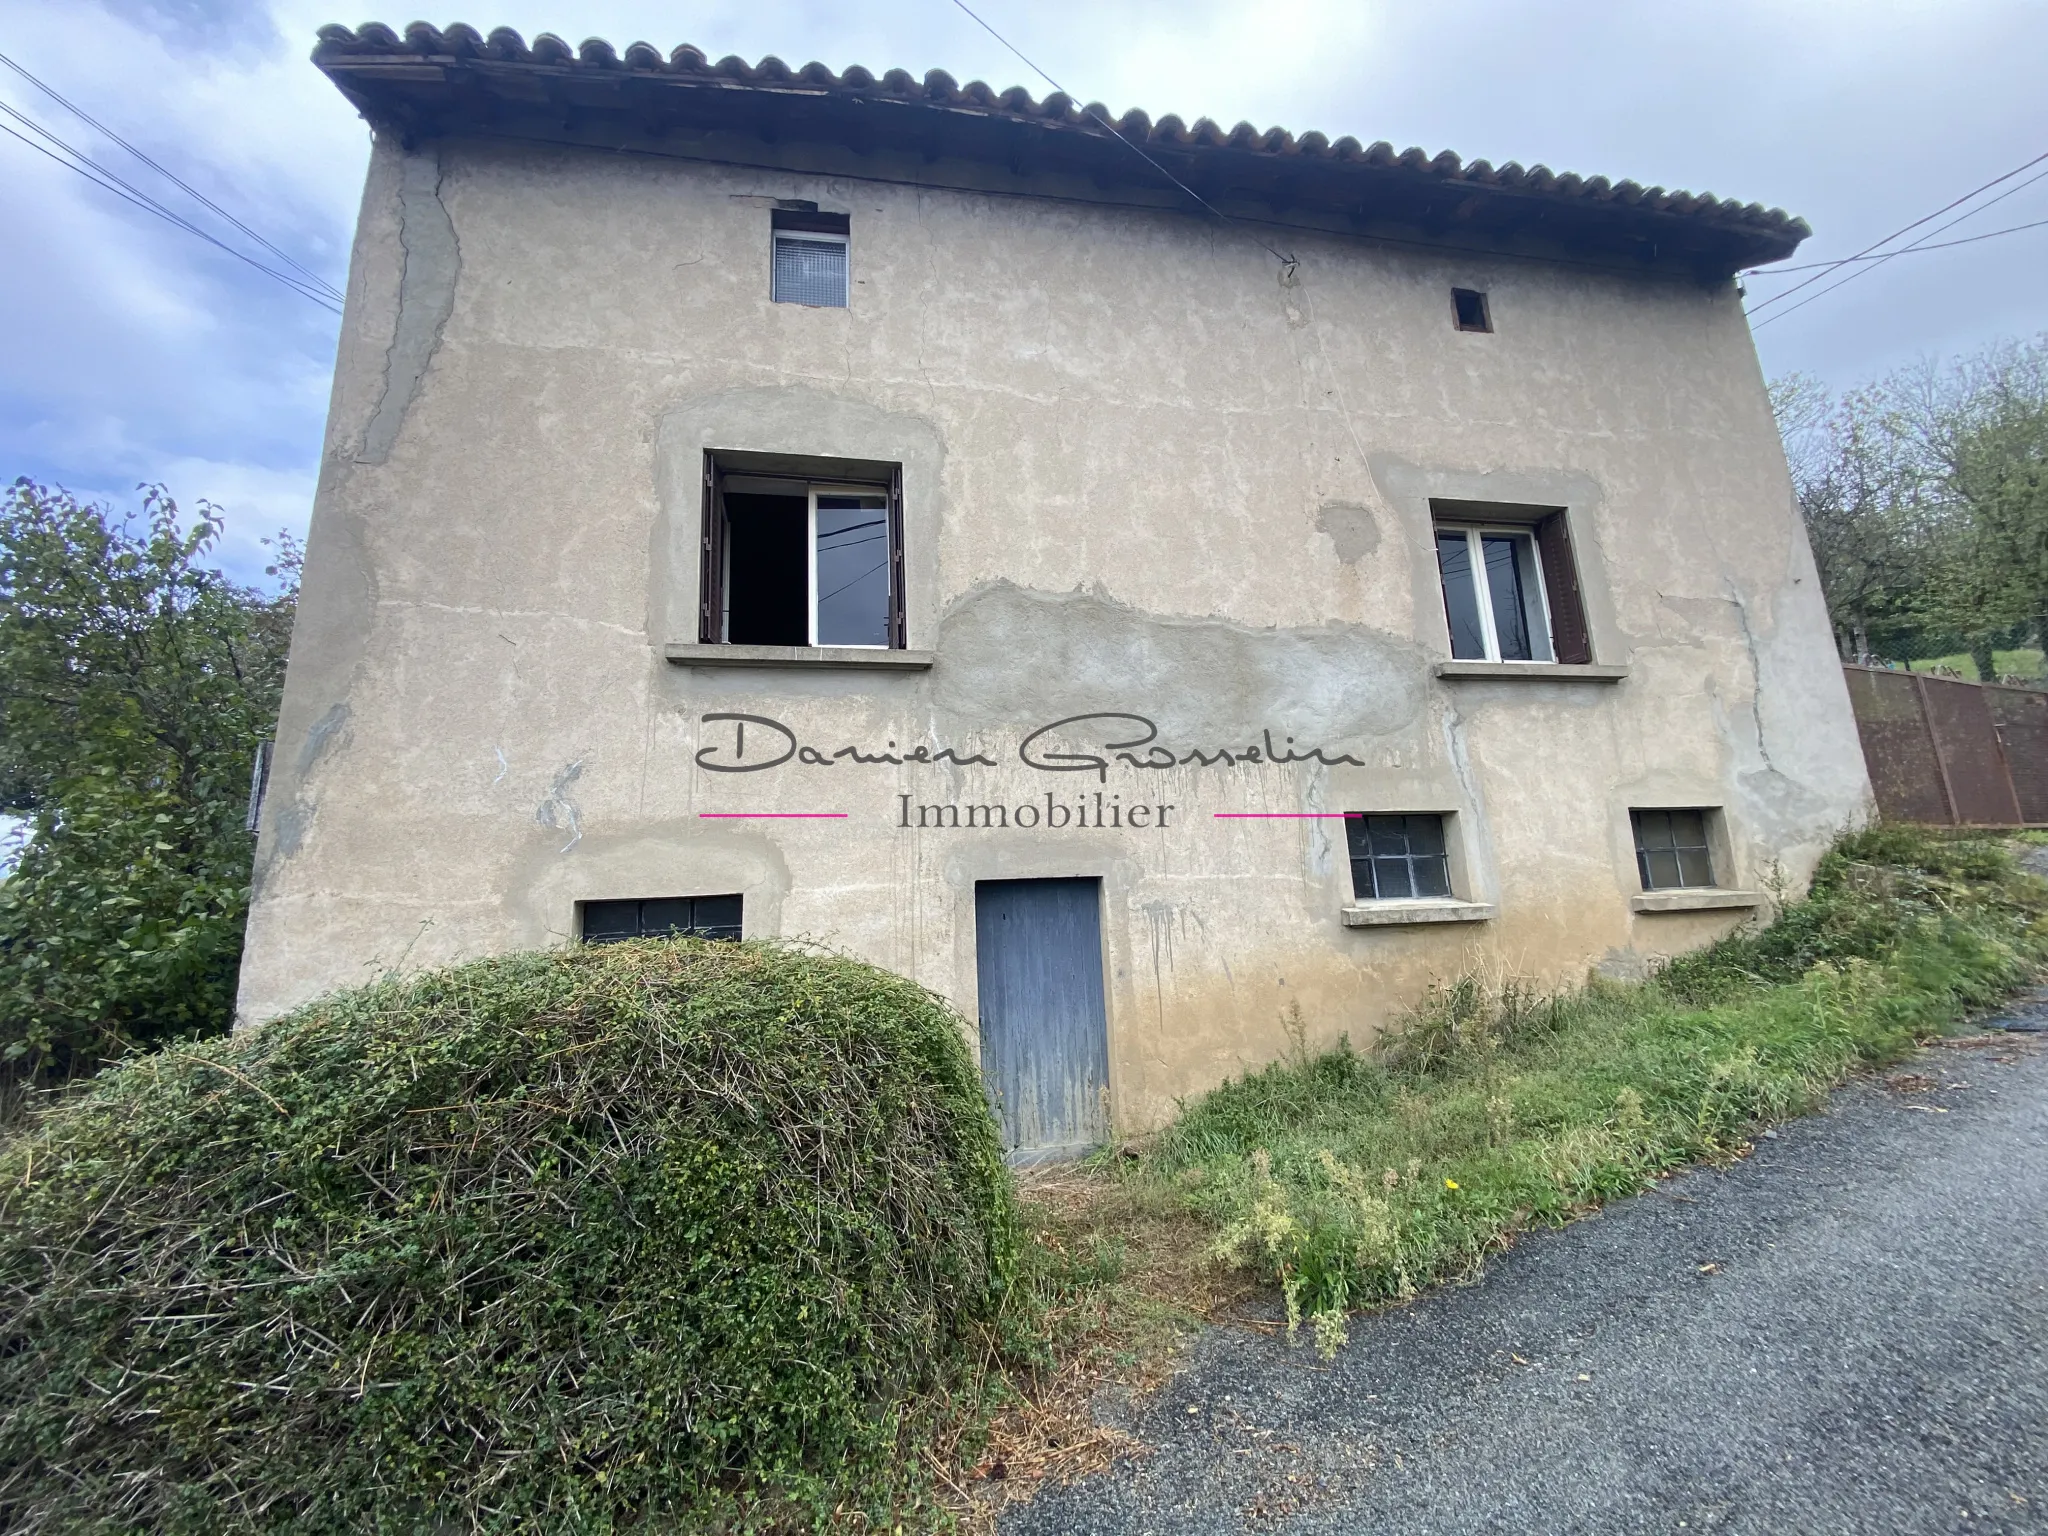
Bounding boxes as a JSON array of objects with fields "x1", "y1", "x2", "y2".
[
  {"x1": 1632, "y1": 809, "x2": 1715, "y2": 890},
  {"x1": 582, "y1": 894, "x2": 743, "y2": 943},
  {"x1": 1346, "y1": 814, "x2": 1452, "y2": 900},
  {"x1": 772, "y1": 235, "x2": 848, "y2": 307}
]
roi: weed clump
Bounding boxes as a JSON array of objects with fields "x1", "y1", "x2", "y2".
[
  {"x1": 0, "y1": 940, "x2": 1015, "y2": 1532},
  {"x1": 1149, "y1": 828, "x2": 2048, "y2": 1353}
]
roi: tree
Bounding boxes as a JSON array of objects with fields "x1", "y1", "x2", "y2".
[
  {"x1": 1776, "y1": 336, "x2": 2048, "y2": 680},
  {"x1": 0, "y1": 481, "x2": 296, "y2": 1078},
  {"x1": 1772, "y1": 373, "x2": 1937, "y2": 661}
]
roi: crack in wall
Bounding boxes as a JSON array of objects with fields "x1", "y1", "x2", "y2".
[
  {"x1": 359, "y1": 149, "x2": 459, "y2": 465},
  {"x1": 1724, "y1": 582, "x2": 1776, "y2": 773}
]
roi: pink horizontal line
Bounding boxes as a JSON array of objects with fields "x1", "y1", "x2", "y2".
[
  {"x1": 1213, "y1": 812, "x2": 1362, "y2": 819},
  {"x1": 698, "y1": 812, "x2": 848, "y2": 819}
]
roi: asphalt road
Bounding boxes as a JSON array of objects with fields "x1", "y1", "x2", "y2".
[{"x1": 1005, "y1": 1017, "x2": 2048, "y2": 1535}]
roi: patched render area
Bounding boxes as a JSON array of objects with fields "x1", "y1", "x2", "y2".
[{"x1": 358, "y1": 148, "x2": 457, "y2": 466}]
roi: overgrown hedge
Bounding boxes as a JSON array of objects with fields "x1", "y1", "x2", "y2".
[{"x1": 0, "y1": 940, "x2": 1017, "y2": 1531}]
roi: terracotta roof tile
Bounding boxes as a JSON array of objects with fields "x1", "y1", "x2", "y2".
[{"x1": 310, "y1": 22, "x2": 1810, "y2": 273}]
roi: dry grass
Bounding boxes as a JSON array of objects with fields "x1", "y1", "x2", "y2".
[{"x1": 944, "y1": 1163, "x2": 1262, "y2": 1531}]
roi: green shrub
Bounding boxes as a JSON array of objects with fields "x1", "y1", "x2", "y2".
[
  {"x1": 1147, "y1": 827, "x2": 2048, "y2": 1355},
  {"x1": 0, "y1": 939, "x2": 1016, "y2": 1532}
]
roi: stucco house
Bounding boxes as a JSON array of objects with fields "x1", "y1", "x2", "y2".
[{"x1": 240, "y1": 22, "x2": 1872, "y2": 1159}]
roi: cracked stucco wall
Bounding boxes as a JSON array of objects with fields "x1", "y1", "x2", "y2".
[
  {"x1": 357, "y1": 147, "x2": 458, "y2": 465},
  {"x1": 237, "y1": 132, "x2": 1871, "y2": 1130}
]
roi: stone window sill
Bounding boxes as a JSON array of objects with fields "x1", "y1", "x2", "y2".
[
  {"x1": 1434, "y1": 662, "x2": 1630, "y2": 683},
  {"x1": 1341, "y1": 900, "x2": 1497, "y2": 927},
  {"x1": 1630, "y1": 889, "x2": 1762, "y2": 914},
  {"x1": 664, "y1": 643, "x2": 935, "y2": 671}
]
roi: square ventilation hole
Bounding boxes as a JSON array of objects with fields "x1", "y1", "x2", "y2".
[{"x1": 1452, "y1": 288, "x2": 1492, "y2": 332}]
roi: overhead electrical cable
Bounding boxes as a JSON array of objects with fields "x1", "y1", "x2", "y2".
[
  {"x1": 1752, "y1": 162, "x2": 2048, "y2": 331},
  {"x1": 945, "y1": 0, "x2": 1298, "y2": 270},
  {"x1": 1746, "y1": 214, "x2": 2048, "y2": 273},
  {"x1": 1744, "y1": 149, "x2": 2048, "y2": 319},
  {"x1": 0, "y1": 49, "x2": 343, "y2": 305},
  {"x1": 0, "y1": 99, "x2": 341, "y2": 313}
]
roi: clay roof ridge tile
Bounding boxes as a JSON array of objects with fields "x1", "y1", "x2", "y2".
[{"x1": 485, "y1": 26, "x2": 530, "y2": 60}]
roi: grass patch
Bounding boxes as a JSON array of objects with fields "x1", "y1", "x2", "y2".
[
  {"x1": 1903, "y1": 647, "x2": 2044, "y2": 681},
  {"x1": 1092, "y1": 826, "x2": 2048, "y2": 1359}
]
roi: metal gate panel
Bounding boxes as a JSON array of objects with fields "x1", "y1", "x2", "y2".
[
  {"x1": 1918, "y1": 674, "x2": 2023, "y2": 825},
  {"x1": 974, "y1": 878, "x2": 1110, "y2": 1164},
  {"x1": 1843, "y1": 666, "x2": 1952, "y2": 824},
  {"x1": 1986, "y1": 685, "x2": 2048, "y2": 824}
]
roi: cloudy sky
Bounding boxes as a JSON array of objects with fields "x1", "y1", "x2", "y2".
[{"x1": 4, "y1": 0, "x2": 2045, "y2": 580}]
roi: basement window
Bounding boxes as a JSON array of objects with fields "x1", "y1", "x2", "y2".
[
  {"x1": 582, "y1": 894, "x2": 743, "y2": 943},
  {"x1": 1432, "y1": 502, "x2": 1592, "y2": 665},
  {"x1": 1452, "y1": 287, "x2": 1491, "y2": 332},
  {"x1": 771, "y1": 208, "x2": 849, "y2": 307},
  {"x1": 699, "y1": 452, "x2": 905, "y2": 648},
  {"x1": 1632, "y1": 810, "x2": 1716, "y2": 891},
  {"x1": 1347, "y1": 815, "x2": 1452, "y2": 900}
]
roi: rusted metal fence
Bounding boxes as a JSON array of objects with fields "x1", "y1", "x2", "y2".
[{"x1": 1842, "y1": 664, "x2": 2048, "y2": 826}]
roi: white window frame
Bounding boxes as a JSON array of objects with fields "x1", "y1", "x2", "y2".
[
  {"x1": 771, "y1": 229, "x2": 849, "y2": 308},
  {"x1": 806, "y1": 483, "x2": 890, "y2": 647},
  {"x1": 1440, "y1": 525, "x2": 1557, "y2": 665}
]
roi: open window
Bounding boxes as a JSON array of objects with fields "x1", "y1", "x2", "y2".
[
  {"x1": 1431, "y1": 502, "x2": 1591, "y2": 664},
  {"x1": 698, "y1": 451, "x2": 906, "y2": 648}
]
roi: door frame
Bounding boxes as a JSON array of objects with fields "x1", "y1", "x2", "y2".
[
  {"x1": 971, "y1": 875, "x2": 1114, "y2": 1163},
  {"x1": 950, "y1": 848, "x2": 1124, "y2": 1147}
]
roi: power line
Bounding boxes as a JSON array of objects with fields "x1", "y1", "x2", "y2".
[
  {"x1": 1746, "y1": 214, "x2": 2048, "y2": 274},
  {"x1": 0, "y1": 99, "x2": 341, "y2": 313},
  {"x1": 0, "y1": 49, "x2": 344, "y2": 305},
  {"x1": 945, "y1": 0, "x2": 1298, "y2": 271},
  {"x1": 1745, "y1": 149, "x2": 2048, "y2": 319},
  {"x1": 1753, "y1": 162, "x2": 2048, "y2": 331}
]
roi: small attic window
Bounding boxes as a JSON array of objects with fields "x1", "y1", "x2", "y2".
[
  {"x1": 1452, "y1": 288, "x2": 1492, "y2": 333},
  {"x1": 772, "y1": 208, "x2": 850, "y2": 308}
]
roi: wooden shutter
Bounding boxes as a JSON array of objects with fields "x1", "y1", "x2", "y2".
[
  {"x1": 887, "y1": 464, "x2": 907, "y2": 650},
  {"x1": 697, "y1": 451, "x2": 723, "y2": 643},
  {"x1": 1535, "y1": 512, "x2": 1591, "y2": 664}
]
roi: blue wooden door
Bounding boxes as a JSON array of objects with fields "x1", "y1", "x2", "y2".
[{"x1": 975, "y1": 878, "x2": 1110, "y2": 1163}]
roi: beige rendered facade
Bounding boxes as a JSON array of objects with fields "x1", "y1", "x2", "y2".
[{"x1": 241, "y1": 25, "x2": 1873, "y2": 1154}]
